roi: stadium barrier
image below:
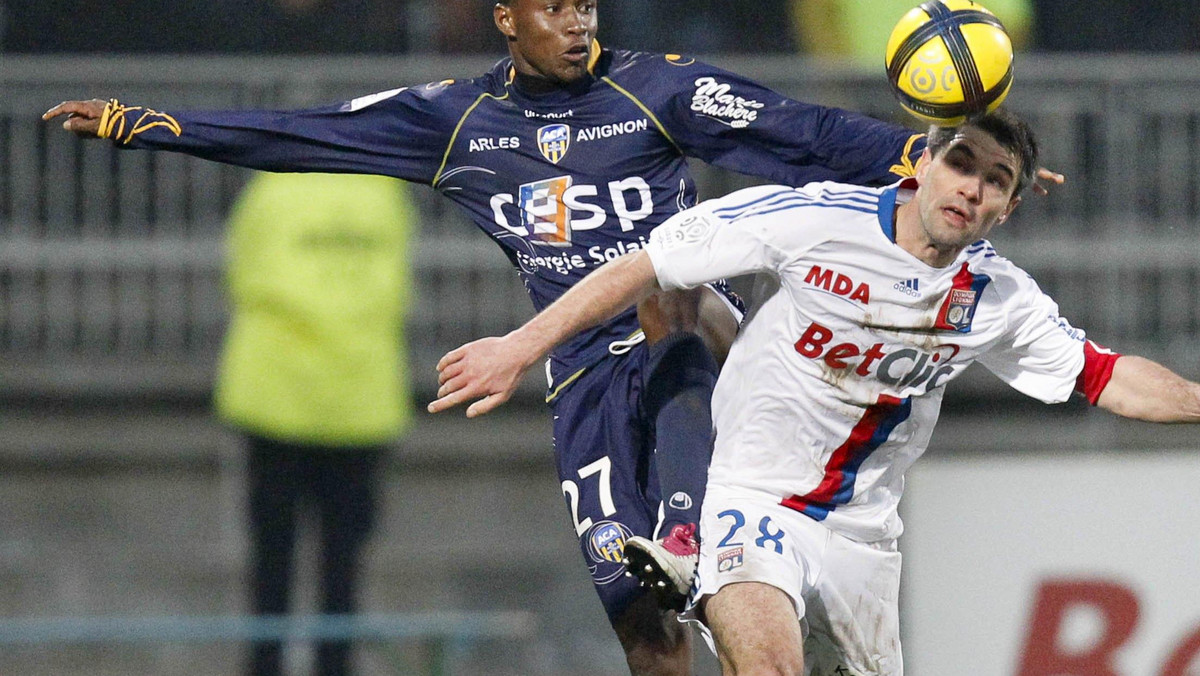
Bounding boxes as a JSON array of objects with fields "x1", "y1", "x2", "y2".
[{"x1": 0, "y1": 611, "x2": 536, "y2": 676}]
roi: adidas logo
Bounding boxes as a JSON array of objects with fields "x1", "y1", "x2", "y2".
[{"x1": 893, "y1": 278, "x2": 922, "y2": 297}]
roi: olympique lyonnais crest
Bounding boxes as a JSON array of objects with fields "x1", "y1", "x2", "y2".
[
  {"x1": 940, "y1": 288, "x2": 977, "y2": 331},
  {"x1": 537, "y1": 124, "x2": 571, "y2": 164},
  {"x1": 936, "y1": 263, "x2": 991, "y2": 333},
  {"x1": 717, "y1": 546, "x2": 744, "y2": 572}
]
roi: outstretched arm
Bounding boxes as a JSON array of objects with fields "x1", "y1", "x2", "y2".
[
  {"x1": 1096, "y1": 356, "x2": 1200, "y2": 423},
  {"x1": 428, "y1": 251, "x2": 662, "y2": 418},
  {"x1": 43, "y1": 99, "x2": 107, "y2": 137},
  {"x1": 43, "y1": 91, "x2": 451, "y2": 182}
]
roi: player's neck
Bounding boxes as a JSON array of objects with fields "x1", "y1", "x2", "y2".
[
  {"x1": 894, "y1": 202, "x2": 960, "y2": 269},
  {"x1": 512, "y1": 70, "x2": 569, "y2": 95}
]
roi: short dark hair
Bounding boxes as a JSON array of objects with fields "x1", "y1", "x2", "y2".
[{"x1": 927, "y1": 108, "x2": 1039, "y2": 196}]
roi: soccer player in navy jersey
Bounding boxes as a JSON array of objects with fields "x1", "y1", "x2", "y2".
[{"x1": 43, "y1": 2, "x2": 1057, "y2": 673}]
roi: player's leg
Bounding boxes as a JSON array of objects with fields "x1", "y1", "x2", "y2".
[
  {"x1": 637, "y1": 288, "x2": 720, "y2": 533},
  {"x1": 702, "y1": 582, "x2": 805, "y2": 675},
  {"x1": 311, "y1": 445, "x2": 386, "y2": 676},
  {"x1": 245, "y1": 434, "x2": 303, "y2": 676},
  {"x1": 549, "y1": 356, "x2": 692, "y2": 675},
  {"x1": 626, "y1": 287, "x2": 738, "y2": 607},
  {"x1": 685, "y1": 488, "x2": 904, "y2": 675},
  {"x1": 638, "y1": 286, "x2": 739, "y2": 365},
  {"x1": 804, "y1": 534, "x2": 904, "y2": 675},
  {"x1": 639, "y1": 286, "x2": 738, "y2": 532},
  {"x1": 680, "y1": 488, "x2": 823, "y2": 676},
  {"x1": 612, "y1": 593, "x2": 693, "y2": 676}
]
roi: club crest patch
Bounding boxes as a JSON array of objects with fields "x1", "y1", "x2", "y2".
[
  {"x1": 944, "y1": 289, "x2": 976, "y2": 329},
  {"x1": 584, "y1": 520, "x2": 634, "y2": 585},
  {"x1": 935, "y1": 263, "x2": 991, "y2": 333},
  {"x1": 717, "y1": 547, "x2": 744, "y2": 572},
  {"x1": 537, "y1": 124, "x2": 571, "y2": 164}
]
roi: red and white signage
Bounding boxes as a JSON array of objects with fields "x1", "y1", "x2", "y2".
[{"x1": 902, "y1": 452, "x2": 1200, "y2": 675}]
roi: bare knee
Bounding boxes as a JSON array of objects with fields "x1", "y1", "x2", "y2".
[
  {"x1": 637, "y1": 288, "x2": 704, "y2": 342},
  {"x1": 721, "y1": 654, "x2": 803, "y2": 676},
  {"x1": 612, "y1": 593, "x2": 693, "y2": 676},
  {"x1": 637, "y1": 287, "x2": 737, "y2": 364},
  {"x1": 702, "y1": 582, "x2": 804, "y2": 676}
]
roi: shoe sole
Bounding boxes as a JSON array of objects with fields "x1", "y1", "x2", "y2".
[{"x1": 622, "y1": 537, "x2": 689, "y2": 612}]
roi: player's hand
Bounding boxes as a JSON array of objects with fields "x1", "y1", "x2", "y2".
[
  {"x1": 427, "y1": 335, "x2": 530, "y2": 418},
  {"x1": 42, "y1": 99, "x2": 108, "y2": 137},
  {"x1": 1032, "y1": 167, "x2": 1065, "y2": 197}
]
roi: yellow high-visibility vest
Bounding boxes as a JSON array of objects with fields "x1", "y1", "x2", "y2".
[{"x1": 214, "y1": 172, "x2": 416, "y2": 445}]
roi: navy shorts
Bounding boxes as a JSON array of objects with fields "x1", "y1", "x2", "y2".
[{"x1": 549, "y1": 346, "x2": 662, "y2": 622}]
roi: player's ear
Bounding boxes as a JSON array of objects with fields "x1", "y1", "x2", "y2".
[
  {"x1": 915, "y1": 148, "x2": 933, "y2": 181},
  {"x1": 495, "y1": 3, "x2": 518, "y2": 41},
  {"x1": 996, "y1": 195, "x2": 1021, "y2": 225}
]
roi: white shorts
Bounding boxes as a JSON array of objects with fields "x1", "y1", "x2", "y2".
[{"x1": 681, "y1": 487, "x2": 904, "y2": 675}]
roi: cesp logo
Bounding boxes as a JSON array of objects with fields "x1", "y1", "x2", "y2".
[
  {"x1": 490, "y1": 175, "x2": 653, "y2": 247},
  {"x1": 793, "y1": 321, "x2": 959, "y2": 391},
  {"x1": 804, "y1": 265, "x2": 871, "y2": 305}
]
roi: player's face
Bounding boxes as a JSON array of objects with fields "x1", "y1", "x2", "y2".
[
  {"x1": 912, "y1": 127, "x2": 1022, "y2": 266},
  {"x1": 494, "y1": 0, "x2": 598, "y2": 85}
]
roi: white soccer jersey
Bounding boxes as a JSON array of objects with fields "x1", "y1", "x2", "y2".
[{"x1": 645, "y1": 181, "x2": 1089, "y2": 543}]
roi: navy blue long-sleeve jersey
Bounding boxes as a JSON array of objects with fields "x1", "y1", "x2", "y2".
[{"x1": 108, "y1": 44, "x2": 924, "y2": 388}]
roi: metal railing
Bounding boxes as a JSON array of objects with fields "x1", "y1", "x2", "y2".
[
  {"x1": 0, "y1": 611, "x2": 536, "y2": 676},
  {"x1": 3, "y1": 54, "x2": 1199, "y2": 400}
]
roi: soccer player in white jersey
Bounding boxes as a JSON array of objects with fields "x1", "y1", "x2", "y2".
[{"x1": 428, "y1": 108, "x2": 1200, "y2": 675}]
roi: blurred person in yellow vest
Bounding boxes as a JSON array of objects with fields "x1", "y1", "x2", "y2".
[
  {"x1": 214, "y1": 171, "x2": 415, "y2": 676},
  {"x1": 791, "y1": 0, "x2": 1032, "y2": 65}
]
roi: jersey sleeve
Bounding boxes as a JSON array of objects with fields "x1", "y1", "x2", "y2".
[
  {"x1": 646, "y1": 184, "x2": 820, "y2": 290},
  {"x1": 975, "y1": 268, "x2": 1088, "y2": 404},
  {"x1": 106, "y1": 85, "x2": 460, "y2": 185},
  {"x1": 632, "y1": 57, "x2": 925, "y2": 187}
]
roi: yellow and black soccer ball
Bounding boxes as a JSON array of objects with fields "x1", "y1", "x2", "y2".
[{"x1": 885, "y1": 0, "x2": 1014, "y2": 126}]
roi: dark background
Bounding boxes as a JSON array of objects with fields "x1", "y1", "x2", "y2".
[{"x1": 4, "y1": 0, "x2": 1198, "y2": 56}]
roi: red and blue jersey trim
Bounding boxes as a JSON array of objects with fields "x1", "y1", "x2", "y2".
[
  {"x1": 1076, "y1": 340, "x2": 1121, "y2": 405},
  {"x1": 934, "y1": 262, "x2": 991, "y2": 333},
  {"x1": 876, "y1": 178, "x2": 917, "y2": 243},
  {"x1": 781, "y1": 394, "x2": 912, "y2": 521}
]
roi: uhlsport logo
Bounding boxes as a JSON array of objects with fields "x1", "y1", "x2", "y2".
[
  {"x1": 585, "y1": 520, "x2": 634, "y2": 585},
  {"x1": 537, "y1": 124, "x2": 571, "y2": 163},
  {"x1": 668, "y1": 492, "x2": 693, "y2": 510}
]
